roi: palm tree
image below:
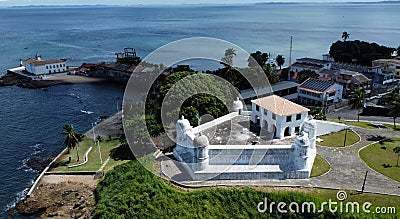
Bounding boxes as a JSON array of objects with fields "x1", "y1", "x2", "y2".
[
  {"x1": 221, "y1": 48, "x2": 236, "y2": 67},
  {"x1": 275, "y1": 55, "x2": 285, "y2": 70},
  {"x1": 386, "y1": 88, "x2": 400, "y2": 127},
  {"x1": 349, "y1": 89, "x2": 365, "y2": 122},
  {"x1": 61, "y1": 124, "x2": 80, "y2": 161},
  {"x1": 388, "y1": 97, "x2": 400, "y2": 128},
  {"x1": 220, "y1": 48, "x2": 237, "y2": 83},
  {"x1": 393, "y1": 147, "x2": 400, "y2": 167},
  {"x1": 342, "y1": 31, "x2": 350, "y2": 42}
]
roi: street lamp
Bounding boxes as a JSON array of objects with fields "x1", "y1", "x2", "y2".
[
  {"x1": 91, "y1": 122, "x2": 96, "y2": 143},
  {"x1": 343, "y1": 127, "x2": 348, "y2": 147},
  {"x1": 97, "y1": 140, "x2": 103, "y2": 165}
]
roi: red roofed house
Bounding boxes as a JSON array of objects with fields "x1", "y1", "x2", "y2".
[
  {"x1": 251, "y1": 95, "x2": 310, "y2": 139},
  {"x1": 25, "y1": 54, "x2": 67, "y2": 75}
]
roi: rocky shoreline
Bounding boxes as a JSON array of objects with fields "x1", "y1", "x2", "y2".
[
  {"x1": 8, "y1": 176, "x2": 97, "y2": 219},
  {"x1": 0, "y1": 73, "x2": 72, "y2": 89},
  {"x1": 7, "y1": 111, "x2": 124, "y2": 218}
]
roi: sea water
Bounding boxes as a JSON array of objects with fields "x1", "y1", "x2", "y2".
[{"x1": 1, "y1": 3, "x2": 400, "y2": 216}]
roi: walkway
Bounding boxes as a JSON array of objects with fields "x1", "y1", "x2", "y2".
[{"x1": 161, "y1": 126, "x2": 400, "y2": 196}]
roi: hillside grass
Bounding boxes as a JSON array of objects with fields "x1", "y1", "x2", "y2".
[
  {"x1": 93, "y1": 160, "x2": 400, "y2": 219},
  {"x1": 359, "y1": 138, "x2": 400, "y2": 182},
  {"x1": 318, "y1": 130, "x2": 359, "y2": 147}
]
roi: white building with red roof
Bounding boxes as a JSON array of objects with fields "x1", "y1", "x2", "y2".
[
  {"x1": 24, "y1": 54, "x2": 67, "y2": 75},
  {"x1": 251, "y1": 95, "x2": 310, "y2": 139}
]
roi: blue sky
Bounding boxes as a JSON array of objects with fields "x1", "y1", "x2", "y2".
[{"x1": 0, "y1": 0, "x2": 387, "y2": 6}]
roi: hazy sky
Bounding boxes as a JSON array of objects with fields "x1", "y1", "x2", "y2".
[{"x1": 0, "y1": 0, "x2": 387, "y2": 6}]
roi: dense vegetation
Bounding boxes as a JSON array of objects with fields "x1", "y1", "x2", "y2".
[
  {"x1": 329, "y1": 40, "x2": 395, "y2": 66},
  {"x1": 93, "y1": 161, "x2": 344, "y2": 219}
]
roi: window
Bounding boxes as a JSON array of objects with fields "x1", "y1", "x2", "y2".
[
  {"x1": 264, "y1": 110, "x2": 268, "y2": 116},
  {"x1": 57, "y1": 64, "x2": 59, "y2": 68},
  {"x1": 296, "y1": 113, "x2": 301, "y2": 120},
  {"x1": 295, "y1": 126, "x2": 300, "y2": 134},
  {"x1": 49, "y1": 70, "x2": 51, "y2": 74},
  {"x1": 46, "y1": 66, "x2": 48, "y2": 69},
  {"x1": 272, "y1": 113, "x2": 276, "y2": 120},
  {"x1": 286, "y1": 116, "x2": 292, "y2": 122},
  {"x1": 255, "y1": 105, "x2": 259, "y2": 112},
  {"x1": 53, "y1": 65, "x2": 55, "y2": 68}
]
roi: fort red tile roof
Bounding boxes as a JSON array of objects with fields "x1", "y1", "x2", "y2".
[{"x1": 251, "y1": 95, "x2": 309, "y2": 116}]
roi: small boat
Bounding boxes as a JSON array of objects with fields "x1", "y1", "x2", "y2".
[{"x1": 80, "y1": 110, "x2": 94, "y2": 115}]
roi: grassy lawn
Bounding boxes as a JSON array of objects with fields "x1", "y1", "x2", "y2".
[
  {"x1": 318, "y1": 130, "x2": 360, "y2": 147},
  {"x1": 384, "y1": 123, "x2": 400, "y2": 131},
  {"x1": 310, "y1": 155, "x2": 330, "y2": 177},
  {"x1": 327, "y1": 118, "x2": 378, "y2": 129},
  {"x1": 359, "y1": 138, "x2": 400, "y2": 182},
  {"x1": 51, "y1": 138, "x2": 122, "y2": 172}
]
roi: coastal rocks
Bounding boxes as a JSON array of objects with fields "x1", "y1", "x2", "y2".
[
  {"x1": 11, "y1": 182, "x2": 96, "y2": 219},
  {"x1": 0, "y1": 73, "x2": 71, "y2": 89},
  {"x1": 26, "y1": 157, "x2": 52, "y2": 172}
]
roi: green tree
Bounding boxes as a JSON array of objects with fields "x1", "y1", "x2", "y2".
[
  {"x1": 248, "y1": 51, "x2": 269, "y2": 68},
  {"x1": 329, "y1": 40, "x2": 395, "y2": 66},
  {"x1": 312, "y1": 107, "x2": 326, "y2": 120},
  {"x1": 275, "y1": 55, "x2": 285, "y2": 70},
  {"x1": 124, "y1": 102, "x2": 151, "y2": 144},
  {"x1": 296, "y1": 70, "x2": 319, "y2": 83},
  {"x1": 349, "y1": 89, "x2": 365, "y2": 122},
  {"x1": 61, "y1": 124, "x2": 81, "y2": 162},
  {"x1": 388, "y1": 98, "x2": 400, "y2": 128},
  {"x1": 384, "y1": 88, "x2": 400, "y2": 128},
  {"x1": 342, "y1": 31, "x2": 350, "y2": 42},
  {"x1": 96, "y1": 135, "x2": 103, "y2": 142},
  {"x1": 394, "y1": 147, "x2": 400, "y2": 167},
  {"x1": 396, "y1": 45, "x2": 400, "y2": 57},
  {"x1": 220, "y1": 48, "x2": 237, "y2": 84},
  {"x1": 263, "y1": 63, "x2": 278, "y2": 84}
]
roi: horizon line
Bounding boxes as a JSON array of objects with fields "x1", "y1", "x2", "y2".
[{"x1": 1, "y1": 1, "x2": 400, "y2": 8}]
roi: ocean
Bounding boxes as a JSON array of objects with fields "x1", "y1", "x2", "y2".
[{"x1": 1, "y1": 3, "x2": 400, "y2": 216}]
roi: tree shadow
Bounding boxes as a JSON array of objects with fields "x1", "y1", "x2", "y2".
[{"x1": 110, "y1": 144, "x2": 136, "y2": 161}]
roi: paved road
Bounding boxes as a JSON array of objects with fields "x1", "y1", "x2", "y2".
[
  {"x1": 162, "y1": 125, "x2": 400, "y2": 196},
  {"x1": 328, "y1": 107, "x2": 400, "y2": 124}
]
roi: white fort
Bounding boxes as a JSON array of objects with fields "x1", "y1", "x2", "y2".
[{"x1": 173, "y1": 95, "x2": 319, "y2": 180}]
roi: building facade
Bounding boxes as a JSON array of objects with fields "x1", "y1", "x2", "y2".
[
  {"x1": 251, "y1": 95, "x2": 310, "y2": 139},
  {"x1": 173, "y1": 98, "x2": 317, "y2": 180},
  {"x1": 363, "y1": 66, "x2": 396, "y2": 90},
  {"x1": 372, "y1": 59, "x2": 400, "y2": 78},
  {"x1": 25, "y1": 54, "x2": 67, "y2": 75},
  {"x1": 335, "y1": 70, "x2": 371, "y2": 96},
  {"x1": 298, "y1": 78, "x2": 343, "y2": 107}
]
